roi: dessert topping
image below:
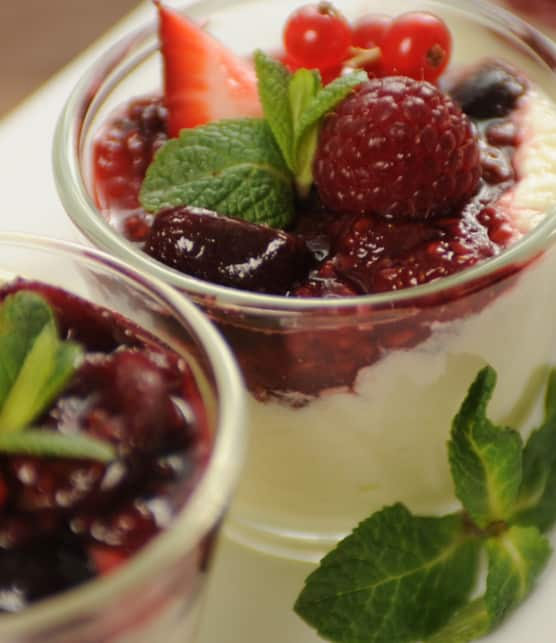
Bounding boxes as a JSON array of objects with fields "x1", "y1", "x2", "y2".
[
  {"x1": 0, "y1": 291, "x2": 115, "y2": 462},
  {"x1": 140, "y1": 51, "x2": 367, "y2": 227},
  {"x1": 156, "y1": 1, "x2": 262, "y2": 137},
  {"x1": 329, "y1": 209, "x2": 495, "y2": 293},
  {"x1": 314, "y1": 76, "x2": 481, "y2": 219},
  {"x1": 145, "y1": 206, "x2": 313, "y2": 293},
  {"x1": 295, "y1": 366, "x2": 556, "y2": 642},
  {"x1": 379, "y1": 11, "x2": 452, "y2": 83},
  {"x1": 449, "y1": 60, "x2": 528, "y2": 119},
  {"x1": 140, "y1": 117, "x2": 295, "y2": 229},
  {"x1": 283, "y1": 2, "x2": 352, "y2": 73}
]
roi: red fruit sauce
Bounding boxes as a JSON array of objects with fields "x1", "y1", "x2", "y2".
[{"x1": 0, "y1": 280, "x2": 211, "y2": 610}]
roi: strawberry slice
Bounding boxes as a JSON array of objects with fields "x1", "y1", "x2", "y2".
[{"x1": 156, "y1": 1, "x2": 262, "y2": 137}]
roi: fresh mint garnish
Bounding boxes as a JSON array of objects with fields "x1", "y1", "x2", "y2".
[
  {"x1": 0, "y1": 291, "x2": 83, "y2": 431},
  {"x1": 254, "y1": 50, "x2": 367, "y2": 197},
  {"x1": 140, "y1": 52, "x2": 367, "y2": 228},
  {"x1": 426, "y1": 599, "x2": 490, "y2": 643},
  {"x1": 484, "y1": 525, "x2": 550, "y2": 625},
  {"x1": 0, "y1": 290, "x2": 115, "y2": 463},
  {"x1": 294, "y1": 505, "x2": 480, "y2": 643},
  {"x1": 255, "y1": 51, "x2": 295, "y2": 170},
  {"x1": 511, "y1": 371, "x2": 556, "y2": 530},
  {"x1": 0, "y1": 429, "x2": 116, "y2": 463},
  {"x1": 140, "y1": 118, "x2": 294, "y2": 229},
  {"x1": 295, "y1": 366, "x2": 556, "y2": 642},
  {"x1": 449, "y1": 367, "x2": 523, "y2": 529}
]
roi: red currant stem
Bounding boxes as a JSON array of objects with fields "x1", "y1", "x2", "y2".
[{"x1": 345, "y1": 46, "x2": 381, "y2": 69}]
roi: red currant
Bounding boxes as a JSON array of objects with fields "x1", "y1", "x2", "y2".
[
  {"x1": 381, "y1": 12, "x2": 452, "y2": 83},
  {"x1": 283, "y1": 2, "x2": 352, "y2": 71},
  {"x1": 352, "y1": 14, "x2": 391, "y2": 50}
]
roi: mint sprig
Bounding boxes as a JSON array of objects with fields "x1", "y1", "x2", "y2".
[
  {"x1": 254, "y1": 51, "x2": 367, "y2": 197},
  {"x1": 295, "y1": 366, "x2": 556, "y2": 642},
  {"x1": 0, "y1": 291, "x2": 115, "y2": 463},
  {"x1": 140, "y1": 52, "x2": 367, "y2": 228}
]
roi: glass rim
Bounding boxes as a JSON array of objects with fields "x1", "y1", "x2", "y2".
[
  {"x1": 0, "y1": 232, "x2": 245, "y2": 635},
  {"x1": 53, "y1": 0, "x2": 556, "y2": 314}
]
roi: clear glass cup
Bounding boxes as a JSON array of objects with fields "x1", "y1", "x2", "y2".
[
  {"x1": 53, "y1": 0, "x2": 556, "y2": 561},
  {"x1": 0, "y1": 233, "x2": 245, "y2": 642}
]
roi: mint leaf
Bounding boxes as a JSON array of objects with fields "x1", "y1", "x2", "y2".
[
  {"x1": 0, "y1": 292, "x2": 83, "y2": 433},
  {"x1": 294, "y1": 504, "x2": 480, "y2": 643},
  {"x1": 140, "y1": 118, "x2": 294, "y2": 229},
  {"x1": 544, "y1": 367, "x2": 556, "y2": 418},
  {"x1": 295, "y1": 70, "x2": 368, "y2": 148},
  {"x1": 512, "y1": 370, "x2": 556, "y2": 531},
  {"x1": 292, "y1": 70, "x2": 366, "y2": 196},
  {"x1": 426, "y1": 527, "x2": 550, "y2": 642},
  {"x1": 425, "y1": 599, "x2": 490, "y2": 643},
  {"x1": 288, "y1": 68, "x2": 322, "y2": 197},
  {"x1": 448, "y1": 367, "x2": 523, "y2": 529},
  {"x1": 254, "y1": 50, "x2": 295, "y2": 170},
  {"x1": 485, "y1": 525, "x2": 550, "y2": 624},
  {"x1": 0, "y1": 429, "x2": 116, "y2": 463},
  {"x1": 0, "y1": 291, "x2": 53, "y2": 406},
  {"x1": 288, "y1": 68, "x2": 321, "y2": 128}
]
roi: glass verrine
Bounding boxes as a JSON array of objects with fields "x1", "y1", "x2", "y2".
[
  {"x1": 54, "y1": 0, "x2": 556, "y2": 561},
  {"x1": 0, "y1": 233, "x2": 244, "y2": 642}
]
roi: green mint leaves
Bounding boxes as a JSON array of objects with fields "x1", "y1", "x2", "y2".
[
  {"x1": 140, "y1": 118, "x2": 294, "y2": 229},
  {"x1": 254, "y1": 51, "x2": 367, "y2": 197},
  {"x1": 295, "y1": 506, "x2": 480, "y2": 643},
  {"x1": 140, "y1": 52, "x2": 367, "y2": 228},
  {"x1": 0, "y1": 291, "x2": 115, "y2": 463},
  {"x1": 449, "y1": 367, "x2": 523, "y2": 529},
  {"x1": 295, "y1": 366, "x2": 556, "y2": 643}
]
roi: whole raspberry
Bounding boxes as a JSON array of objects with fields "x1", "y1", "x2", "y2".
[{"x1": 313, "y1": 77, "x2": 481, "y2": 220}]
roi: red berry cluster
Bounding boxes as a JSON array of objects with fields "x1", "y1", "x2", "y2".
[{"x1": 282, "y1": 3, "x2": 452, "y2": 83}]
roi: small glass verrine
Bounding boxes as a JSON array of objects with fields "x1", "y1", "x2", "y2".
[
  {"x1": 54, "y1": 0, "x2": 556, "y2": 561},
  {"x1": 0, "y1": 233, "x2": 245, "y2": 642}
]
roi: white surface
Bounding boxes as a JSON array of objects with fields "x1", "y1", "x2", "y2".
[{"x1": 2, "y1": 2, "x2": 556, "y2": 642}]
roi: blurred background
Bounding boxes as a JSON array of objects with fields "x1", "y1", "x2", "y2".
[
  {"x1": 0, "y1": 0, "x2": 553, "y2": 119},
  {"x1": 0, "y1": 0, "x2": 139, "y2": 117}
]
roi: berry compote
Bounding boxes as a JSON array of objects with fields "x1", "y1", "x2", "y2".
[
  {"x1": 92, "y1": 58, "x2": 529, "y2": 395},
  {"x1": 0, "y1": 279, "x2": 210, "y2": 611}
]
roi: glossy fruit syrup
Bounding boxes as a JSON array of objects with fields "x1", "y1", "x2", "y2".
[{"x1": 0, "y1": 280, "x2": 211, "y2": 611}]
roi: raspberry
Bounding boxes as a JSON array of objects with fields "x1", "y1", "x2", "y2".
[
  {"x1": 330, "y1": 210, "x2": 496, "y2": 294},
  {"x1": 313, "y1": 77, "x2": 481, "y2": 220}
]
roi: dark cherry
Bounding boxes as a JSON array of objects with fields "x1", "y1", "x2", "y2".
[
  {"x1": 145, "y1": 207, "x2": 314, "y2": 294},
  {"x1": 449, "y1": 60, "x2": 527, "y2": 119}
]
